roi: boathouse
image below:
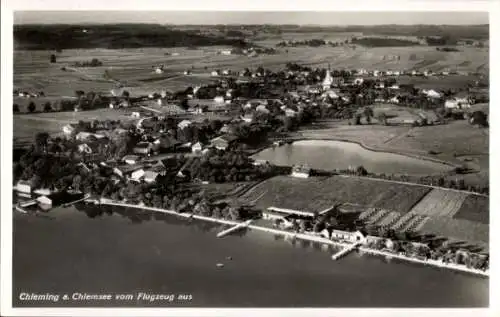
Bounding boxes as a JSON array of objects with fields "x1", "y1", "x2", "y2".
[
  {"x1": 291, "y1": 165, "x2": 311, "y2": 178},
  {"x1": 16, "y1": 180, "x2": 32, "y2": 194}
]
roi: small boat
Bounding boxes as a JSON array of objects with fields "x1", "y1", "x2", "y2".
[
  {"x1": 15, "y1": 205, "x2": 28, "y2": 214},
  {"x1": 216, "y1": 263, "x2": 224, "y2": 268},
  {"x1": 226, "y1": 256, "x2": 232, "y2": 261}
]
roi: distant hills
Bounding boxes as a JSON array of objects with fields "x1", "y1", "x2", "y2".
[
  {"x1": 14, "y1": 24, "x2": 251, "y2": 50},
  {"x1": 14, "y1": 23, "x2": 488, "y2": 50}
]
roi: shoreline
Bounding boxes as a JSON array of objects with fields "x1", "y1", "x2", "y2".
[
  {"x1": 95, "y1": 199, "x2": 489, "y2": 278},
  {"x1": 251, "y1": 138, "x2": 488, "y2": 197},
  {"x1": 280, "y1": 134, "x2": 460, "y2": 169}
]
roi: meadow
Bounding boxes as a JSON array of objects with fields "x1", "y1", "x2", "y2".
[{"x1": 238, "y1": 175, "x2": 489, "y2": 248}]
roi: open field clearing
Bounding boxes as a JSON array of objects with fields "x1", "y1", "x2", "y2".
[
  {"x1": 397, "y1": 75, "x2": 485, "y2": 90},
  {"x1": 298, "y1": 123, "x2": 411, "y2": 149},
  {"x1": 13, "y1": 96, "x2": 77, "y2": 113},
  {"x1": 14, "y1": 109, "x2": 137, "y2": 142},
  {"x1": 409, "y1": 189, "x2": 470, "y2": 218},
  {"x1": 370, "y1": 186, "x2": 431, "y2": 214},
  {"x1": 239, "y1": 175, "x2": 434, "y2": 214},
  {"x1": 419, "y1": 217, "x2": 489, "y2": 246},
  {"x1": 385, "y1": 120, "x2": 488, "y2": 158},
  {"x1": 453, "y1": 195, "x2": 489, "y2": 225},
  {"x1": 14, "y1": 44, "x2": 488, "y2": 96}
]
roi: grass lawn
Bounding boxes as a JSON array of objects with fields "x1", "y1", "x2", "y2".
[
  {"x1": 13, "y1": 108, "x2": 137, "y2": 143},
  {"x1": 453, "y1": 195, "x2": 489, "y2": 225},
  {"x1": 239, "y1": 175, "x2": 431, "y2": 214},
  {"x1": 419, "y1": 216, "x2": 489, "y2": 246}
]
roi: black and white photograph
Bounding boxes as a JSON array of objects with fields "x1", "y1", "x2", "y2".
[{"x1": 1, "y1": 1, "x2": 496, "y2": 316}]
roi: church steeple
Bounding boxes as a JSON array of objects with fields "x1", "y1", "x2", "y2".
[{"x1": 323, "y1": 64, "x2": 333, "y2": 90}]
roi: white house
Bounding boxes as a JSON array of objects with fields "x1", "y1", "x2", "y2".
[
  {"x1": 285, "y1": 108, "x2": 297, "y2": 117},
  {"x1": 33, "y1": 188, "x2": 51, "y2": 196},
  {"x1": 241, "y1": 114, "x2": 253, "y2": 123},
  {"x1": 192, "y1": 142, "x2": 203, "y2": 153},
  {"x1": 220, "y1": 50, "x2": 232, "y2": 55},
  {"x1": 373, "y1": 70, "x2": 380, "y2": 77},
  {"x1": 183, "y1": 70, "x2": 192, "y2": 75},
  {"x1": 62, "y1": 124, "x2": 75, "y2": 135},
  {"x1": 211, "y1": 70, "x2": 220, "y2": 76},
  {"x1": 122, "y1": 155, "x2": 140, "y2": 165},
  {"x1": 77, "y1": 143, "x2": 92, "y2": 154},
  {"x1": 354, "y1": 78, "x2": 364, "y2": 85},
  {"x1": 131, "y1": 169, "x2": 145, "y2": 182},
  {"x1": 75, "y1": 132, "x2": 93, "y2": 141},
  {"x1": 16, "y1": 180, "x2": 31, "y2": 194},
  {"x1": 322, "y1": 90, "x2": 339, "y2": 99},
  {"x1": 389, "y1": 84, "x2": 400, "y2": 90},
  {"x1": 291, "y1": 165, "x2": 311, "y2": 178},
  {"x1": 155, "y1": 67, "x2": 163, "y2": 74},
  {"x1": 445, "y1": 97, "x2": 471, "y2": 109},
  {"x1": 177, "y1": 120, "x2": 192, "y2": 130},
  {"x1": 423, "y1": 89, "x2": 442, "y2": 99},
  {"x1": 214, "y1": 96, "x2": 225, "y2": 103},
  {"x1": 256, "y1": 105, "x2": 270, "y2": 113},
  {"x1": 143, "y1": 170, "x2": 159, "y2": 183},
  {"x1": 36, "y1": 195, "x2": 53, "y2": 207},
  {"x1": 389, "y1": 96, "x2": 400, "y2": 104},
  {"x1": 356, "y1": 69, "x2": 368, "y2": 75},
  {"x1": 222, "y1": 69, "x2": 231, "y2": 76}
]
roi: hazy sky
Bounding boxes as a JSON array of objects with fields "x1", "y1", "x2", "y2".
[{"x1": 14, "y1": 11, "x2": 489, "y2": 25}]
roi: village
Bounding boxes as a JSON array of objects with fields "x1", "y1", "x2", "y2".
[{"x1": 12, "y1": 57, "x2": 490, "y2": 277}]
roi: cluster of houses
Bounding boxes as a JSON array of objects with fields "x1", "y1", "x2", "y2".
[
  {"x1": 261, "y1": 206, "x2": 488, "y2": 270},
  {"x1": 13, "y1": 89, "x2": 45, "y2": 98}
]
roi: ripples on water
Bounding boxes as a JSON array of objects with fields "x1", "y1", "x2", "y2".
[{"x1": 13, "y1": 204, "x2": 488, "y2": 308}]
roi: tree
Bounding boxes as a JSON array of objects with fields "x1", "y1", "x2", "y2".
[
  {"x1": 43, "y1": 102, "x2": 52, "y2": 112},
  {"x1": 34, "y1": 132, "x2": 50, "y2": 153},
  {"x1": 75, "y1": 90, "x2": 85, "y2": 99},
  {"x1": 28, "y1": 102, "x2": 36, "y2": 113},
  {"x1": 13, "y1": 104, "x2": 20, "y2": 113},
  {"x1": 364, "y1": 107, "x2": 374, "y2": 124},
  {"x1": 355, "y1": 166, "x2": 368, "y2": 176},
  {"x1": 50, "y1": 54, "x2": 57, "y2": 63},
  {"x1": 377, "y1": 112, "x2": 387, "y2": 125},
  {"x1": 469, "y1": 111, "x2": 488, "y2": 127}
]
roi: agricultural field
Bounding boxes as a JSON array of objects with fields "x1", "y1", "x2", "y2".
[
  {"x1": 14, "y1": 39, "x2": 488, "y2": 98},
  {"x1": 419, "y1": 216, "x2": 489, "y2": 247},
  {"x1": 238, "y1": 175, "x2": 432, "y2": 214},
  {"x1": 370, "y1": 186, "x2": 431, "y2": 214},
  {"x1": 453, "y1": 195, "x2": 489, "y2": 224},
  {"x1": 409, "y1": 189, "x2": 470, "y2": 218},
  {"x1": 13, "y1": 108, "x2": 138, "y2": 143}
]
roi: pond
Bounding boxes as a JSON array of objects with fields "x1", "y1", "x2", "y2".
[{"x1": 253, "y1": 140, "x2": 453, "y2": 176}]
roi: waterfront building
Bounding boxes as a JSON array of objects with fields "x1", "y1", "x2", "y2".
[
  {"x1": 191, "y1": 142, "x2": 203, "y2": 153},
  {"x1": 16, "y1": 180, "x2": 32, "y2": 194},
  {"x1": 291, "y1": 165, "x2": 311, "y2": 178}
]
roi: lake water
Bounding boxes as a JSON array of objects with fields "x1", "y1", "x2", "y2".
[
  {"x1": 253, "y1": 140, "x2": 453, "y2": 176},
  {"x1": 13, "y1": 205, "x2": 488, "y2": 307}
]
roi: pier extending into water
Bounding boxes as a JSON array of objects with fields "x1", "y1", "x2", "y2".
[
  {"x1": 93, "y1": 199, "x2": 489, "y2": 277},
  {"x1": 331, "y1": 243, "x2": 362, "y2": 261},
  {"x1": 217, "y1": 220, "x2": 253, "y2": 238}
]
